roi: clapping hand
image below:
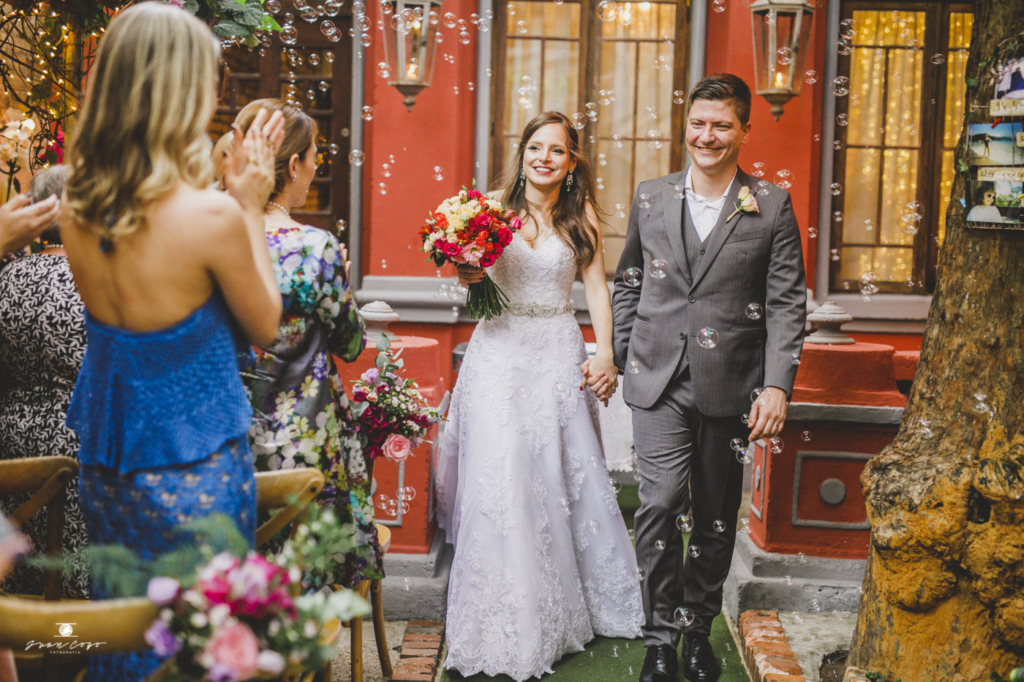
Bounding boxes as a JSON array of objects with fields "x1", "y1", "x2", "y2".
[
  {"x1": 0, "y1": 193, "x2": 60, "y2": 254},
  {"x1": 224, "y1": 108, "x2": 286, "y2": 215},
  {"x1": 580, "y1": 355, "x2": 618, "y2": 407}
]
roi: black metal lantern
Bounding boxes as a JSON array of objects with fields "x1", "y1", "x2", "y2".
[
  {"x1": 750, "y1": 0, "x2": 816, "y2": 120},
  {"x1": 381, "y1": 0, "x2": 442, "y2": 111}
]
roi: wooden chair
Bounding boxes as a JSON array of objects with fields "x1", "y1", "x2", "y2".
[
  {"x1": 316, "y1": 523, "x2": 393, "y2": 682},
  {"x1": 0, "y1": 456, "x2": 80, "y2": 601},
  {"x1": 254, "y1": 468, "x2": 326, "y2": 548}
]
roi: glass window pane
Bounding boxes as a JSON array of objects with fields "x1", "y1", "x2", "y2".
[
  {"x1": 885, "y1": 48, "x2": 922, "y2": 147},
  {"x1": 842, "y1": 148, "x2": 881, "y2": 242},
  {"x1": 948, "y1": 12, "x2": 973, "y2": 49},
  {"x1": 847, "y1": 47, "x2": 885, "y2": 147},
  {"x1": 542, "y1": 40, "x2": 579, "y2": 117},
  {"x1": 879, "y1": 148, "x2": 917, "y2": 247}
]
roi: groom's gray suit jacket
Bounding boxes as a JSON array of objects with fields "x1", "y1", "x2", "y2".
[{"x1": 612, "y1": 168, "x2": 806, "y2": 416}]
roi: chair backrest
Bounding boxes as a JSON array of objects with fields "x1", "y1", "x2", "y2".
[
  {"x1": 254, "y1": 469, "x2": 325, "y2": 548},
  {"x1": 0, "y1": 457, "x2": 79, "y2": 600},
  {"x1": 0, "y1": 594, "x2": 156, "y2": 651}
]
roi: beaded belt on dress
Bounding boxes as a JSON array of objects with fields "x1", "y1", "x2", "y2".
[{"x1": 505, "y1": 302, "x2": 574, "y2": 318}]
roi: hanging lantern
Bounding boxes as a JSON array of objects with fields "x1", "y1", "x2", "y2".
[
  {"x1": 750, "y1": 0, "x2": 816, "y2": 120},
  {"x1": 381, "y1": 0, "x2": 442, "y2": 111}
]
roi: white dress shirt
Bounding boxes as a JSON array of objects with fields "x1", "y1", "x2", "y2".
[{"x1": 683, "y1": 169, "x2": 737, "y2": 242}]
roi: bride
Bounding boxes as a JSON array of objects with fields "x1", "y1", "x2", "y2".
[{"x1": 436, "y1": 112, "x2": 644, "y2": 680}]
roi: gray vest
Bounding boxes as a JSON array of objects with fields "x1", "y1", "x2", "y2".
[{"x1": 682, "y1": 202, "x2": 705, "y2": 277}]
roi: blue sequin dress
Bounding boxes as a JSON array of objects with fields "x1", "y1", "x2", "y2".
[{"x1": 66, "y1": 290, "x2": 258, "y2": 681}]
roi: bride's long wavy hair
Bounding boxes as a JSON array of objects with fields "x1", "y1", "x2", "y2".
[
  {"x1": 496, "y1": 112, "x2": 601, "y2": 268},
  {"x1": 65, "y1": 3, "x2": 219, "y2": 243}
]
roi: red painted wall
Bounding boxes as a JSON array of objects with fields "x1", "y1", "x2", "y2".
[{"x1": 361, "y1": 0, "x2": 480, "y2": 279}]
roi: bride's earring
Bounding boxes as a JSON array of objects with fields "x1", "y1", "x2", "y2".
[
  {"x1": 519, "y1": 168, "x2": 525, "y2": 187},
  {"x1": 566, "y1": 171, "x2": 574, "y2": 191}
]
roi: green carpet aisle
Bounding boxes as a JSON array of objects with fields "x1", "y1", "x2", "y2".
[{"x1": 438, "y1": 486, "x2": 750, "y2": 682}]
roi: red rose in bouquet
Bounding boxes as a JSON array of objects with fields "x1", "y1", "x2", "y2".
[{"x1": 420, "y1": 186, "x2": 521, "y2": 320}]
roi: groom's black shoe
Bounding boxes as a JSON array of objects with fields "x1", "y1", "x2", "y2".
[
  {"x1": 639, "y1": 644, "x2": 679, "y2": 682},
  {"x1": 681, "y1": 632, "x2": 721, "y2": 682}
]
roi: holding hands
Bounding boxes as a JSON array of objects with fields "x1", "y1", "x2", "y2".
[{"x1": 580, "y1": 355, "x2": 618, "y2": 407}]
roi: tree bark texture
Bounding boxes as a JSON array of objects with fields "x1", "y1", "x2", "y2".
[{"x1": 848, "y1": 0, "x2": 1024, "y2": 678}]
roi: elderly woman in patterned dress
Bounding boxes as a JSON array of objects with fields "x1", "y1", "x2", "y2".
[
  {"x1": 0, "y1": 165, "x2": 91, "y2": 601},
  {"x1": 235, "y1": 99, "x2": 383, "y2": 586}
]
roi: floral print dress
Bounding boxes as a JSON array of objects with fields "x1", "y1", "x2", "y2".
[{"x1": 243, "y1": 225, "x2": 383, "y2": 585}]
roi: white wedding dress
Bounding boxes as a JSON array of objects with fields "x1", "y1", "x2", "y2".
[{"x1": 436, "y1": 234, "x2": 644, "y2": 681}]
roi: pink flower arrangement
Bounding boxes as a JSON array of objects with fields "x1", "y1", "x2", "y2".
[
  {"x1": 145, "y1": 547, "x2": 369, "y2": 681},
  {"x1": 350, "y1": 339, "x2": 440, "y2": 463}
]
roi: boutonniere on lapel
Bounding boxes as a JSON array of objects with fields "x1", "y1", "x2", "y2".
[{"x1": 725, "y1": 186, "x2": 759, "y2": 222}]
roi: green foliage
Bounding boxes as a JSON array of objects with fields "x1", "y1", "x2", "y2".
[{"x1": 294, "y1": 502, "x2": 358, "y2": 591}]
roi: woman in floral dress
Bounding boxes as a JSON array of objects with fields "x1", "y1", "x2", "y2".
[{"x1": 235, "y1": 99, "x2": 382, "y2": 585}]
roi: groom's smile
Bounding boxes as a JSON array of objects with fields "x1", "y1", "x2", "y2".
[{"x1": 685, "y1": 99, "x2": 751, "y2": 178}]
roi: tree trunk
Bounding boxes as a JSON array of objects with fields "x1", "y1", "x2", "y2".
[{"x1": 847, "y1": 0, "x2": 1024, "y2": 678}]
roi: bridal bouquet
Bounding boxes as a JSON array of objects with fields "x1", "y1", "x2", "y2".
[
  {"x1": 350, "y1": 334, "x2": 441, "y2": 463},
  {"x1": 143, "y1": 543, "x2": 369, "y2": 682},
  {"x1": 420, "y1": 185, "x2": 521, "y2": 320}
]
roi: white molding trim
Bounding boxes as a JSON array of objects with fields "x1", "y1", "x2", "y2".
[{"x1": 825, "y1": 293, "x2": 932, "y2": 321}]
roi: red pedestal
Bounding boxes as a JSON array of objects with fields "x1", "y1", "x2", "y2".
[
  {"x1": 749, "y1": 342, "x2": 912, "y2": 560},
  {"x1": 334, "y1": 335, "x2": 445, "y2": 554}
]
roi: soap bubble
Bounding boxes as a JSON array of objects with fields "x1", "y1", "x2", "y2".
[
  {"x1": 750, "y1": 387, "x2": 764, "y2": 403},
  {"x1": 645, "y1": 129, "x2": 664, "y2": 149},
  {"x1": 644, "y1": 104, "x2": 658, "y2": 120},
  {"x1": 713, "y1": 520, "x2": 726, "y2": 533},
  {"x1": 361, "y1": 106, "x2": 374, "y2": 121},
  {"x1": 673, "y1": 185, "x2": 685, "y2": 200},
  {"x1": 898, "y1": 212, "x2": 921, "y2": 235},
  {"x1": 586, "y1": 520, "x2": 601, "y2": 535},
  {"x1": 612, "y1": 478, "x2": 622, "y2": 493},
  {"x1": 738, "y1": 518, "x2": 750, "y2": 533},
  {"x1": 638, "y1": 193, "x2": 654, "y2": 208},
  {"x1": 774, "y1": 169, "x2": 794, "y2": 189},
  {"x1": 611, "y1": 134, "x2": 624, "y2": 148},
  {"x1": 836, "y1": 37, "x2": 853, "y2": 56},
  {"x1": 836, "y1": 113, "x2": 849, "y2": 126},
  {"x1": 627, "y1": 360, "x2": 640, "y2": 374},
  {"x1": 336, "y1": 219, "x2": 347, "y2": 233},
  {"x1": 839, "y1": 17, "x2": 855, "y2": 39},
  {"x1": 281, "y1": 24, "x2": 298, "y2": 44},
  {"x1": 649, "y1": 259, "x2": 668, "y2": 279},
  {"x1": 552, "y1": 381, "x2": 573, "y2": 402},
  {"x1": 808, "y1": 227, "x2": 818, "y2": 238},
  {"x1": 614, "y1": 203, "x2": 627, "y2": 218},
  {"x1": 376, "y1": 62, "x2": 391, "y2": 78},
  {"x1": 971, "y1": 392, "x2": 990, "y2": 414},
  {"x1": 769, "y1": 437, "x2": 784, "y2": 454},
  {"x1": 677, "y1": 514, "x2": 694, "y2": 532},
  {"x1": 558, "y1": 498, "x2": 571, "y2": 515},
  {"x1": 515, "y1": 386, "x2": 532, "y2": 399},
  {"x1": 751, "y1": 161, "x2": 766, "y2": 177},
  {"x1": 325, "y1": 52, "x2": 335, "y2": 63},
  {"x1": 623, "y1": 267, "x2": 643, "y2": 287},
  {"x1": 515, "y1": 86, "x2": 537, "y2": 109},
  {"x1": 745, "y1": 303, "x2": 763, "y2": 320},
  {"x1": 266, "y1": 0, "x2": 282, "y2": 12},
  {"x1": 506, "y1": 2, "x2": 515, "y2": 14},
  {"x1": 598, "y1": 89, "x2": 616, "y2": 105},
  {"x1": 730, "y1": 438, "x2": 746, "y2": 452},
  {"x1": 571, "y1": 112, "x2": 587, "y2": 130},
  {"x1": 598, "y1": 0, "x2": 617, "y2": 21},
  {"x1": 432, "y1": 166, "x2": 445, "y2": 181},
  {"x1": 380, "y1": 0, "x2": 393, "y2": 14},
  {"x1": 516, "y1": 19, "x2": 528, "y2": 33},
  {"x1": 655, "y1": 540, "x2": 666, "y2": 550},
  {"x1": 696, "y1": 327, "x2": 719, "y2": 349},
  {"x1": 931, "y1": 53, "x2": 945, "y2": 65},
  {"x1": 811, "y1": 598, "x2": 821, "y2": 612},
  {"x1": 688, "y1": 545, "x2": 701, "y2": 558},
  {"x1": 348, "y1": 149, "x2": 364, "y2": 165},
  {"x1": 381, "y1": 163, "x2": 392, "y2": 177},
  {"x1": 864, "y1": 219, "x2": 874, "y2": 232},
  {"x1": 804, "y1": 70, "x2": 818, "y2": 84},
  {"x1": 712, "y1": 0, "x2": 725, "y2": 11},
  {"x1": 655, "y1": 55, "x2": 673, "y2": 72},
  {"x1": 675, "y1": 607, "x2": 695, "y2": 626},
  {"x1": 830, "y1": 183, "x2": 843, "y2": 196},
  {"x1": 378, "y1": 182, "x2": 388, "y2": 195},
  {"x1": 833, "y1": 211, "x2": 843, "y2": 223},
  {"x1": 736, "y1": 448, "x2": 751, "y2": 464},
  {"x1": 673, "y1": 90, "x2": 686, "y2": 104},
  {"x1": 598, "y1": 153, "x2": 608, "y2": 166},
  {"x1": 801, "y1": 431, "x2": 812, "y2": 441},
  {"x1": 830, "y1": 77, "x2": 850, "y2": 96},
  {"x1": 776, "y1": 47, "x2": 792, "y2": 65},
  {"x1": 637, "y1": 566, "x2": 646, "y2": 580},
  {"x1": 917, "y1": 417, "x2": 934, "y2": 438}
]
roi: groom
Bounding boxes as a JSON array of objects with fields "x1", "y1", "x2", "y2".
[{"x1": 610, "y1": 74, "x2": 806, "y2": 682}]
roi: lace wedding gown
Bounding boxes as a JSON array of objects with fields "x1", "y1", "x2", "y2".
[{"x1": 436, "y1": 234, "x2": 644, "y2": 681}]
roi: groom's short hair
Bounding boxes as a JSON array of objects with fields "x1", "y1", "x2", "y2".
[{"x1": 688, "y1": 73, "x2": 752, "y2": 125}]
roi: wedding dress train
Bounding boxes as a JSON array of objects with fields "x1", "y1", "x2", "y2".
[{"x1": 437, "y1": 234, "x2": 644, "y2": 681}]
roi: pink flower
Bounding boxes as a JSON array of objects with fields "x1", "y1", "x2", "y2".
[
  {"x1": 460, "y1": 243, "x2": 484, "y2": 266},
  {"x1": 467, "y1": 189, "x2": 483, "y2": 199},
  {"x1": 203, "y1": 623, "x2": 260, "y2": 680},
  {"x1": 383, "y1": 434, "x2": 412, "y2": 463},
  {"x1": 509, "y1": 215, "x2": 523, "y2": 231},
  {"x1": 439, "y1": 241, "x2": 461, "y2": 258},
  {"x1": 147, "y1": 577, "x2": 180, "y2": 605}
]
